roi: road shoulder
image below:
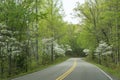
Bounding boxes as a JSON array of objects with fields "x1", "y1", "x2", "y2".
[{"x1": 83, "y1": 58, "x2": 119, "y2": 80}]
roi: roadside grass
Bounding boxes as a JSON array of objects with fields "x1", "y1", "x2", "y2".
[
  {"x1": 95, "y1": 64, "x2": 120, "y2": 80},
  {"x1": 83, "y1": 58, "x2": 120, "y2": 80},
  {"x1": 8, "y1": 56, "x2": 69, "y2": 80}
]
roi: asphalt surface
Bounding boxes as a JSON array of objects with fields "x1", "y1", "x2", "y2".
[{"x1": 12, "y1": 58, "x2": 113, "y2": 80}]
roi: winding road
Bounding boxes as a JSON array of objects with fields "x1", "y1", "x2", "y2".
[{"x1": 12, "y1": 58, "x2": 113, "y2": 80}]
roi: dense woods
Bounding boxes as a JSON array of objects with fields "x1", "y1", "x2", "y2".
[
  {"x1": 0, "y1": 0, "x2": 78, "y2": 79},
  {"x1": 74, "y1": 0, "x2": 120, "y2": 68},
  {"x1": 0, "y1": 0, "x2": 120, "y2": 79}
]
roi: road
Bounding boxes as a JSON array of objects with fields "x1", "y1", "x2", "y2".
[{"x1": 12, "y1": 58, "x2": 113, "y2": 80}]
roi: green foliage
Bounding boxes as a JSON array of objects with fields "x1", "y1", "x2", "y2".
[
  {"x1": 0, "y1": 0, "x2": 71, "y2": 79},
  {"x1": 42, "y1": 53, "x2": 51, "y2": 65},
  {"x1": 74, "y1": 0, "x2": 120, "y2": 72}
]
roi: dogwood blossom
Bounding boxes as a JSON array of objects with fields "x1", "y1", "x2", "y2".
[
  {"x1": 83, "y1": 49, "x2": 90, "y2": 55},
  {"x1": 95, "y1": 41, "x2": 112, "y2": 56}
]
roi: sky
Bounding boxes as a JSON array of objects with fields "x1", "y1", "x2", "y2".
[{"x1": 62, "y1": 0, "x2": 85, "y2": 24}]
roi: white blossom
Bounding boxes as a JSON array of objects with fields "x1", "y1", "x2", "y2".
[
  {"x1": 0, "y1": 35, "x2": 4, "y2": 40},
  {"x1": 42, "y1": 38, "x2": 65, "y2": 56},
  {"x1": 65, "y1": 44, "x2": 72, "y2": 52},
  {"x1": 1, "y1": 29, "x2": 8, "y2": 34},
  {"x1": 54, "y1": 46, "x2": 65, "y2": 55},
  {"x1": 42, "y1": 38, "x2": 54, "y2": 44},
  {"x1": 0, "y1": 42, "x2": 5, "y2": 46},
  {"x1": 95, "y1": 41, "x2": 112, "y2": 56},
  {"x1": 83, "y1": 49, "x2": 90, "y2": 55}
]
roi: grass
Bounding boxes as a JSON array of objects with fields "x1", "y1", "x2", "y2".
[
  {"x1": 96, "y1": 64, "x2": 120, "y2": 79},
  {"x1": 84, "y1": 58, "x2": 120, "y2": 80},
  {"x1": 7, "y1": 57, "x2": 69, "y2": 80}
]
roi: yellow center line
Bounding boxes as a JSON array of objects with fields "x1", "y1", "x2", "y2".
[{"x1": 56, "y1": 59, "x2": 77, "y2": 80}]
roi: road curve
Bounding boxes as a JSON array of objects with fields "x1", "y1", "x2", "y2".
[
  {"x1": 12, "y1": 58, "x2": 113, "y2": 80},
  {"x1": 64, "y1": 58, "x2": 112, "y2": 80}
]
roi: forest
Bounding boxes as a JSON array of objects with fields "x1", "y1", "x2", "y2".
[
  {"x1": 75, "y1": 0, "x2": 120, "y2": 78},
  {"x1": 0, "y1": 0, "x2": 120, "y2": 80}
]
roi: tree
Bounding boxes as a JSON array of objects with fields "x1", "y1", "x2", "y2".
[
  {"x1": 74, "y1": 0, "x2": 120, "y2": 66},
  {"x1": 40, "y1": 0, "x2": 65, "y2": 61}
]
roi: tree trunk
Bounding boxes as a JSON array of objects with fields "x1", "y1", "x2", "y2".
[
  {"x1": 8, "y1": 53, "x2": 12, "y2": 76},
  {"x1": 51, "y1": 42, "x2": 54, "y2": 62}
]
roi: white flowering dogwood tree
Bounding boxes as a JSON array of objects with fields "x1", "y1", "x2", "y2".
[
  {"x1": 42, "y1": 38, "x2": 66, "y2": 61},
  {"x1": 0, "y1": 24, "x2": 23, "y2": 76},
  {"x1": 95, "y1": 41, "x2": 112, "y2": 56},
  {"x1": 94, "y1": 41, "x2": 113, "y2": 64},
  {"x1": 83, "y1": 49, "x2": 90, "y2": 56}
]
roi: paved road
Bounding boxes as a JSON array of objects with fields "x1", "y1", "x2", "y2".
[{"x1": 12, "y1": 58, "x2": 113, "y2": 80}]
